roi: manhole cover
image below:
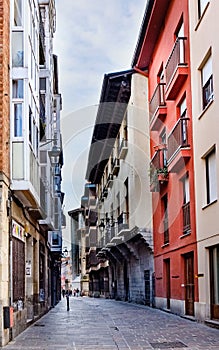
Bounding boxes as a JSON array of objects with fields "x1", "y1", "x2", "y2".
[
  {"x1": 150, "y1": 341, "x2": 187, "y2": 349},
  {"x1": 34, "y1": 324, "x2": 45, "y2": 327}
]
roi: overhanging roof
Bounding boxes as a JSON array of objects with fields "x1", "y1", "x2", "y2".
[
  {"x1": 85, "y1": 69, "x2": 133, "y2": 184},
  {"x1": 132, "y1": 0, "x2": 171, "y2": 69}
]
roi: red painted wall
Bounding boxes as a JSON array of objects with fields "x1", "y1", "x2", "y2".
[{"x1": 145, "y1": 0, "x2": 198, "y2": 305}]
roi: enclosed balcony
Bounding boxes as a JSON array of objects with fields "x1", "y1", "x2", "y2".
[
  {"x1": 149, "y1": 83, "x2": 167, "y2": 131},
  {"x1": 117, "y1": 212, "x2": 129, "y2": 235},
  {"x1": 48, "y1": 230, "x2": 62, "y2": 253},
  {"x1": 165, "y1": 37, "x2": 188, "y2": 100},
  {"x1": 167, "y1": 118, "x2": 191, "y2": 172},
  {"x1": 112, "y1": 157, "x2": 120, "y2": 176},
  {"x1": 106, "y1": 173, "x2": 114, "y2": 188},
  {"x1": 119, "y1": 139, "x2": 128, "y2": 159}
]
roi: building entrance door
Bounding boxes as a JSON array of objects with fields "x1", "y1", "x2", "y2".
[
  {"x1": 210, "y1": 245, "x2": 219, "y2": 319},
  {"x1": 165, "y1": 259, "x2": 171, "y2": 309},
  {"x1": 184, "y1": 253, "x2": 194, "y2": 316}
]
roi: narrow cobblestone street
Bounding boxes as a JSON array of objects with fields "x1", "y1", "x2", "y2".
[{"x1": 2, "y1": 297, "x2": 219, "y2": 350}]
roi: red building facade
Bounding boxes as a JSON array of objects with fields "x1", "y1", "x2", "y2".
[{"x1": 133, "y1": 0, "x2": 198, "y2": 317}]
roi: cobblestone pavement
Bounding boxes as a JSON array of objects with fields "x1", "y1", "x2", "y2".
[{"x1": 2, "y1": 297, "x2": 219, "y2": 350}]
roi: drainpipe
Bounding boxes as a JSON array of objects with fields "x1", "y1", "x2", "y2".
[{"x1": 7, "y1": 191, "x2": 13, "y2": 340}]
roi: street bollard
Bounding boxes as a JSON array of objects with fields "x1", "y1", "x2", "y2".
[{"x1": 66, "y1": 294, "x2": 70, "y2": 311}]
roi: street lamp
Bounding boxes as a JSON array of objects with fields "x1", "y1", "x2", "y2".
[
  {"x1": 62, "y1": 247, "x2": 68, "y2": 257},
  {"x1": 40, "y1": 132, "x2": 61, "y2": 166}
]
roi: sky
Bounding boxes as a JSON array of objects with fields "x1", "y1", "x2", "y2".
[{"x1": 53, "y1": 0, "x2": 147, "y2": 246}]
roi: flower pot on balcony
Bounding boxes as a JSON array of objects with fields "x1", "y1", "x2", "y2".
[{"x1": 158, "y1": 173, "x2": 168, "y2": 184}]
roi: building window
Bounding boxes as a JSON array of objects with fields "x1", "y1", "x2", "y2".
[
  {"x1": 209, "y1": 245, "x2": 219, "y2": 319},
  {"x1": 14, "y1": 0, "x2": 22, "y2": 26},
  {"x1": 179, "y1": 97, "x2": 188, "y2": 145},
  {"x1": 14, "y1": 103, "x2": 23, "y2": 137},
  {"x1": 198, "y1": 0, "x2": 209, "y2": 18},
  {"x1": 12, "y1": 31, "x2": 24, "y2": 67},
  {"x1": 162, "y1": 194, "x2": 169, "y2": 245},
  {"x1": 160, "y1": 129, "x2": 167, "y2": 167},
  {"x1": 205, "y1": 148, "x2": 217, "y2": 204},
  {"x1": 201, "y1": 55, "x2": 213, "y2": 109},
  {"x1": 182, "y1": 175, "x2": 191, "y2": 234},
  {"x1": 13, "y1": 79, "x2": 23, "y2": 98}
]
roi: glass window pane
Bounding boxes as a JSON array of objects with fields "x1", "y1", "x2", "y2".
[
  {"x1": 12, "y1": 79, "x2": 23, "y2": 98},
  {"x1": 12, "y1": 32, "x2": 24, "y2": 67},
  {"x1": 208, "y1": 151, "x2": 217, "y2": 202},
  {"x1": 202, "y1": 56, "x2": 212, "y2": 86},
  {"x1": 199, "y1": 0, "x2": 209, "y2": 17},
  {"x1": 14, "y1": 103, "x2": 23, "y2": 137},
  {"x1": 14, "y1": 0, "x2": 22, "y2": 26}
]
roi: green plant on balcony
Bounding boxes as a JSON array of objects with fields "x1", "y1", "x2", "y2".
[{"x1": 157, "y1": 167, "x2": 169, "y2": 183}]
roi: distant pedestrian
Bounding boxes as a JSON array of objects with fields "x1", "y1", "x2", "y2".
[
  {"x1": 76, "y1": 288, "x2": 79, "y2": 297},
  {"x1": 73, "y1": 289, "x2": 76, "y2": 297},
  {"x1": 66, "y1": 290, "x2": 70, "y2": 311}
]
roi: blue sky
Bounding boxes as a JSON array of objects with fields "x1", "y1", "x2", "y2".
[{"x1": 53, "y1": 0, "x2": 147, "y2": 245}]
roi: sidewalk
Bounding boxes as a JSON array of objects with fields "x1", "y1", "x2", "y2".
[{"x1": 2, "y1": 296, "x2": 219, "y2": 349}]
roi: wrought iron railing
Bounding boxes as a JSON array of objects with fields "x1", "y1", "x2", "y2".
[
  {"x1": 167, "y1": 117, "x2": 189, "y2": 161},
  {"x1": 149, "y1": 83, "x2": 166, "y2": 120},
  {"x1": 165, "y1": 37, "x2": 187, "y2": 87}
]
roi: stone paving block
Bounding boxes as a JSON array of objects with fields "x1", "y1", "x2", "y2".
[{"x1": 2, "y1": 298, "x2": 219, "y2": 350}]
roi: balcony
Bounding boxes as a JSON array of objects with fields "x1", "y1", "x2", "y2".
[
  {"x1": 167, "y1": 118, "x2": 191, "y2": 173},
  {"x1": 149, "y1": 83, "x2": 167, "y2": 131},
  {"x1": 117, "y1": 212, "x2": 129, "y2": 234},
  {"x1": 88, "y1": 195, "x2": 96, "y2": 208},
  {"x1": 106, "y1": 173, "x2": 114, "y2": 188},
  {"x1": 48, "y1": 230, "x2": 62, "y2": 253},
  {"x1": 88, "y1": 226, "x2": 97, "y2": 246},
  {"x1": 119, "y1": 139, "x2": 128, "y2": 159},
  {"x1": 150, "y1": 148, "x2": 168, "y2": 192},
  {"x1": 165, "y1": 37, "x2": 188, "y2": 100},
  {"x1": 112, "y1": 158, "x2": 120, "y2": 176}
]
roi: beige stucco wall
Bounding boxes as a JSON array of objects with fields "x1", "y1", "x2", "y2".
[
  {"x1": 189, "y1": 0, "x2": 219, "y2": 320},
  {"x1": 102, "y1": 73, "x2": 152, "y2": 233}
]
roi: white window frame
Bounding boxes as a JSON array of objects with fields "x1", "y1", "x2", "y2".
[
  {"x1": 201, "y1": 55, "x2": 213, "y2": 109},
  {"x1": 205, "y1": 148, "x2": 217, "y2": 204}
]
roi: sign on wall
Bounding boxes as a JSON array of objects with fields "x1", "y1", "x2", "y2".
[{"x1": 12, "y1": 220, "x2": 25, "y2": 242}]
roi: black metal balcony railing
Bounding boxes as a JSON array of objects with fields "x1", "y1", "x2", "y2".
[
  {"x1": 182, "y1": 202, "x2": 191, "y2": 234},
  {"x1": 149, "y1": 83, "x2": 166, "y2": 120},
  {"x1": 165, "y1": 37, "x2": 187, "y2": 87},
  {"x1": 167, "y1": 117, "x2": 189, "y2": 161}
]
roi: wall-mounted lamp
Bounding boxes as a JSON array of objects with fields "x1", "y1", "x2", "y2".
[{"x1": 62, "y1": 247, "x2": 68, "y2": 257}]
